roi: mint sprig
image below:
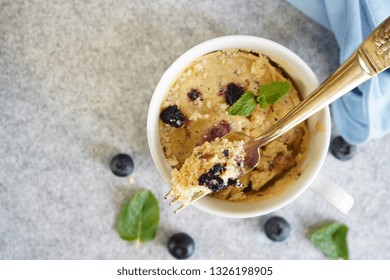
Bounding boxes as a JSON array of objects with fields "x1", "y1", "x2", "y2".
[
  {"x1": 310, "y1": 222, "x2": 349, "y2": 260},
  {"x1": 227, "y1": 81, "x2": 290, "y2": 116},
  {"x1": 257, "y1": 81, "x2": 291, "y2": 109},
  {"x1": 116, "y1": 189, "x2": 160, "y2": 244},
  {"x1": 227, "y1": 91, "x2": 257, "y2": 116}
]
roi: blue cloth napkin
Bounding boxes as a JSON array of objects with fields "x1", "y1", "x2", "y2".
[{"x1": 287, "y1": 0, "x2": 390, "y2": 144}]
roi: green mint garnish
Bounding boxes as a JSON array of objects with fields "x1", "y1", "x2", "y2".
[
  {"x1": 257, "y1": 81, "x2": 291, "y2": 109},
  {"x1": 310, "y1": 222, "x2": 349, "y2": 260},
  {"x1": 227, "y1": 90, "x2": 257, "y2": 116},
  {"x1": 116, "y1": 189, "x2": 160, "y2": 244},
  {"x1": 227, "y1": 81, "x2": 290, "y2": 116}
]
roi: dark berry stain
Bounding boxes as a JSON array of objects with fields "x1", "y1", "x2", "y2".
[
  {"x1": 243, "y1": 181, "x2": 253, "y2": 192},
  {"x1": 160, "y1": 105, "x2": 186, "y2": 128},
  {"x1": 249, "y1": 51, "x2": 260, "y2": 57},
  {"x1": 202, "y1": 120, "x2": 231, "y2": 143}
]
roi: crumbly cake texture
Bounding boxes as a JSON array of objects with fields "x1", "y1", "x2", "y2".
[
  {"x1": 159, "y1": 49, "x2": 310, "y2": 202},
  {"x1": 170, "y1": 138, "x2": 245, "y2": 205}
]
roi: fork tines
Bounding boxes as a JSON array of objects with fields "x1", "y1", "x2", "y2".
[{"x1": 166, "y1": 190, "x2": 211, "y2": 213}]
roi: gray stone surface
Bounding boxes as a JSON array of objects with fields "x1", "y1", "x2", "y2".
[{"x1": 0, "y1": 0, "x2": 389, "y2": 260}]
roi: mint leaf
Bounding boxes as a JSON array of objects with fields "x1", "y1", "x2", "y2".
[
  {"x1": 257, "y1": 94, "x2": 268, "y2": 109},
  {"x1": 227, "y1": 82, "x2": 290, "y2": 115},
  {"x1": 228, "y1": 90, "x2": 257, "y2": 116},
  {"x1": 310, "y1": 222, "x2": 349, "y2": 260},
  {"x1": 116, "y1": 189, "x2": 160, "y2": 243},
  {"x1": 256, "y1": 81, "x2": 291, "y2": 109}
]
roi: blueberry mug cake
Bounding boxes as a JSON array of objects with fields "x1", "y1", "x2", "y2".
[{"x1": 159, "y1": 49, "x2": 309, "y2": 205}]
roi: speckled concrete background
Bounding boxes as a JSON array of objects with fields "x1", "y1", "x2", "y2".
[{"x1": 1, "y1": 0, "x2": 389, "y2": 260}]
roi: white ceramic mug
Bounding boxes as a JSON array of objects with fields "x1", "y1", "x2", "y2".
[{"x1": 147, "y1": 35, "x2": 354, "y2": 218}]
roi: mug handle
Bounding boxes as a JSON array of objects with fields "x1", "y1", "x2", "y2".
[{"x1": 310, "y1": 173, "x2": 354, "y2": 214}]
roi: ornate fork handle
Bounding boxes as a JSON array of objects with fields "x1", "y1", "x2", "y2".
[
  {"x1": 364, "y1": 16, "x2": 390, "y2": 73},
  {"x1": 256, "y1": 16, "x2": 390, "y2": 147}
]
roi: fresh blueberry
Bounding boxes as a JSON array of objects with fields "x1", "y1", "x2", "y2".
[
  {"x1": 110, "y1": 153, "x2": 134, "y2": 177},
  {"x1": 160, "y1": 105, "x2": 186, "y2": 128},
  {"x1": 330, "y1": 136, "x2": 356, "y2": 161},
  {"x1": 224, "y1": 83, "x2": 244, "y2": 105},
  {"x1": 167, "y1": 233, "x2": 195, "y2": 259},
  {"x1": 264, "y1": 216, "x2": 290, "y2": 242}
]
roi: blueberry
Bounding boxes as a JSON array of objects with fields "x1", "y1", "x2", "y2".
[
  {"x1": 223, "y1": 149, "x2": 229, "y2": 157},
  {"x1": 167, "y1": 233, "x2": 195, "y2": 259},
  {"x1": 227, "y1": 178, "x2": 238, "y2": 186},
  {"x1": 224, "y1": 83, "x2": 244, "y2": 105},
  {"x1": 110, "y1": 153, "x2": 134, "y2": 177},
  {"x1": 187, "y1": 89, "x2": 202, "y2": 101},
  {"x1": 198, "y1": 173, "x2": 210, "y2": 186},
  {"x1": 264, "y1": 216, "x2": 290, "y2": 242},
  {"x1": 198, "y1": 173, "x2": 225, "y2": 192},
  {"x1": 243, "y1": 181, "x2": 253, "y2": 192},
  {"x1": 208, "y1": 163, "x2": 223, "y2": 176},
  {"x1": 160, "y1": 105, "x2": 186, "y2": 128},
  {"x1": 205, "y1": 176, "x2": 225, "y2": 192},
  {"x1": 198, "y1": 164, "x2": 226, "y2": 192},
  {"x1": 330, "y1": 136, "x2": 356, "y2": 161}
]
